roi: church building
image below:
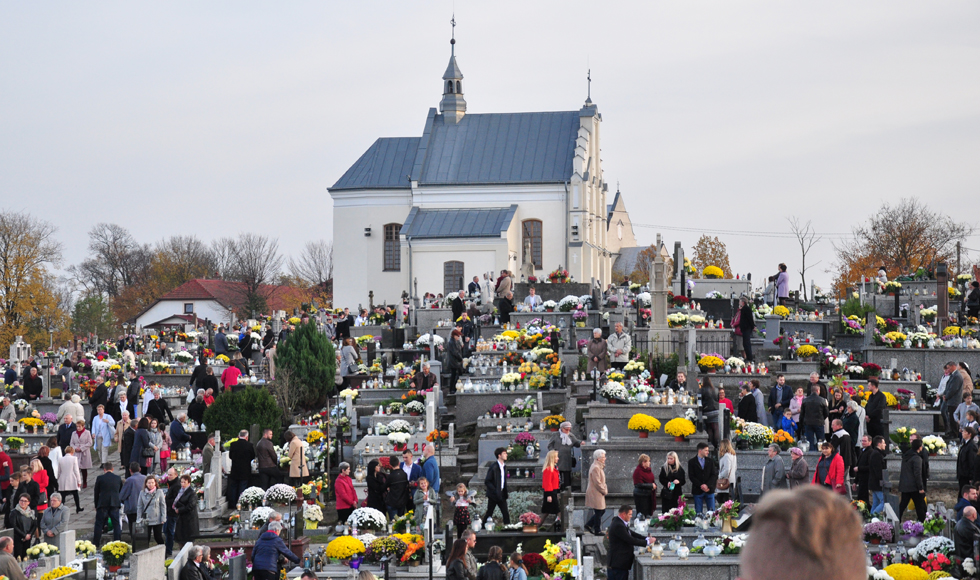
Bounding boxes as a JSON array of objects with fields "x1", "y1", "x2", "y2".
[{"x1": 328, "y1": 34, "x2": 635, "y2": 308}]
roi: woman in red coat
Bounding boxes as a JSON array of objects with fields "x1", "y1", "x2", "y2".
[
  {"x1": 335, "y1": 462, "x2": 358, "y2": 525},
  {"x1": 632, "y1": 454, "x2": 657, "y2": 518},
  {"x1": 32, "y1": 459, "x2": 49, "y2": 512},
  {"x1": 812, "y1": 441, "x2": 846, "y2": 494},
  {"x1": 541, "y1": 450, "x2": 561, "y2": 530}
]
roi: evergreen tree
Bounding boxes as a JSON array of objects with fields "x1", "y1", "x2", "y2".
[
  {"x1": 274, "y1": 321, "x2": 337, "y2": 409},
  {"x1": 203, "y1": 386, "x2": 283, "y2": 441}
]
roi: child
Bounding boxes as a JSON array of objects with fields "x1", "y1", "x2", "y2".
[
  {"x1": 447, "y1": 483, "x2": 476, "y2": 539},
  {"x1": 780, "y1": 408, "x2": 797, "y2": 438}
]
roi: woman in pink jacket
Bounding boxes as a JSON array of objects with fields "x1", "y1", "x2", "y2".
[{"x1": 335, "y1": 462, "x2": 358, "y2": 525}]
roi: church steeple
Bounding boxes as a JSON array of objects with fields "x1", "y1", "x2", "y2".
[{"x1": 440, "y1": 16, "x2": 466, "y2": 124}]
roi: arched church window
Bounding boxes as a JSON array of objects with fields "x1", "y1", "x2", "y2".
[
  {"x1": 456, "y1": 81, "x2": 462, "y2": 94},
  {"x1": 384, "y1": 224, "x2": 401, "y2": 271}
]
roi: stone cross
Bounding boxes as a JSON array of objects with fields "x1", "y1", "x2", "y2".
[
  {"x1": 131, "y1": 544, "x2": 166, "y2": 580},
  {"x1": 56, "y1": 529, "x2": 75, "y2": 566},
  {"x1": 211, "y1": 431, "x2": 222, "y2": 476},
  {"x1": 648, "y1": 236, "x2": 671, "y2": 343},
  {"x1": 864, "y1": 312, "x2": 877, "y2": 349}
]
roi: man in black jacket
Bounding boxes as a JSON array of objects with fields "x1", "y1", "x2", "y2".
[
  {"x1": 146, "y1": 390, "x2": 175, "y2": 425},
  {"x1": 57, "y1": 414, "x2": 76, "y2": 452},
  {"x1": 385, "y1": 456, "x2": 409, "y2": 520},
  {"x1": 829, "y1": 419, "x2": 854, "y2": 473},
  {"x1": 688, "y1": 443, "x2": 717, "y2": 515},
  {"x1": 121, "y1": 420, "x2": 137, "y2": 477},
  {"x1": 93, "y1": 463, "x2": 122, "y2": 545},
  {"x1": 868, "y1": 436, "x2": 887, "y2": 516},
  {"x1": 799, "y1": 388, "x2": 828, "y2": 449},
  {"x1": 227, "y1": 430, "x2": 255, "y2": 509},
  {"x1": 954, "y1": 506, "x2": 980, "y2": 558},
  {"x1": 898, "y1": 439, "x2": 926, "y2": 522},
  {"x1": 853, "y1": 435, "x2": 873, "y2": 504},
  {"x1": 165, "y1": 468, "x2": 181, "y2": 557},
  {"x1": 483, "y1": 447, "x2": 510, "y2": 525},
  {"x1": 606, "y1": 504, "x2": 650, "y2": 580},
  {"x1": 23, "y1": 367, "x2": 43, "y2": 401},
  {"x1": 89, "y1": 379, "x2": 109, "y2": 418},
  {"x1": 958, "y1": 427, "x2": 978, "y2": 491},
  {"x1": 864, "y1": 378, "x2": 887, "y2": 438},
  {"x1": 255, "y1": 429, "x2": 281, "y2": 489}
]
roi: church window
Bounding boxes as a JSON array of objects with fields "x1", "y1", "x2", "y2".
[
  {"x1": 384, "y1": 224, "x2": 401, "y2": 271},
  {"x1": 444, "y1": 261, "x2": 464, "y2": 295},
  {"x1": 617, "y1": 220, "x2": 623, "y2": 241},
  {"x1": 522, "y1": 219, "x2": 542, "y2": 270},
  {"x1": 447, "y1": 81, "x2": 454, "y2": 94},
  {"x1": 456, "y1": 81, "x2": 462, "y2": 93}
]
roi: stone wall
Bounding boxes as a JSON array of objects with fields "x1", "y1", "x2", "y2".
[
  {"x1": 454, "y1": 389, "x2": 569, "y2": 426},
  {"x1": 513, "y1": 282, "x2": 592, "y2": 304},
  {"x1": 583, "y1": 402, "x2": 698, "y2": 439},
  {"x1": 864, "y1": 347, "x2": 980, "y2": 386}
]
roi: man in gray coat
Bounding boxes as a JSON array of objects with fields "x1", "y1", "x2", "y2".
[
  {"x1": 752, "y1": 382, "x2": 768, "y2": 427},
  {"x1": 944, "y1": 362, "x2": 965, "y2": 438},
  {"x1": 607, "y1": 323, "x2": 632, "y2": 370},
  {"x1": 548, "y1": 422, "x2": 581, "y2": 491},
  {"x1": 761, "y1": 445, "x2": 786, "y2": 494}
]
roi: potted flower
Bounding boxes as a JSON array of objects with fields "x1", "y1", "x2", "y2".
[
  {"x1": 5, "y1": 436, "x2": 24, "y2": 453},
  {"x1": 697, "y1": 355, "x2": 724, "y2": 374},
  {"x1": 922, "y1": 435, "x2": 946, "y2": 456},
  {"x1": 863, "y1": 521, "x2": 893, "y2": 545},
  {"x1": 599, "y1": 381, "x2": 629, "y2": 404},
  {"x1": 388, "y1": 432, "x2": 411, "y2": 452},
  {"x1": 627, "y1": 414, "x2": 661, "y2": 438},
  {"x1": 101, "y1": 541, "x2": 132, "y2": 572},
  {"x1": 664, "y1": 418, "x2": 696, "y2": 442},
  {"x1": 795, "y1": 344, "x2": 818, "y2": 361},
  {"x1": 901, "y1": 520, "x2": 924, "y2": 546},
  {"x1": 716, "y1": 499, "x2": 740, "y2": 533},
  {"x1": 522, "y1": 552, "x2": 548, "y2": 580},
  {"x1": 491, "y1": 404, "x2": 508, "y2": 418},
  {"x1": 543, "y1": 415, "x2": 565, "y2": 432},
  {"x1": 405, "y1": 401, "x2": 425, "y2": 416},
  {"x1": 703, "y1": 265, "x2": 724, "y2": 279},
  {"x1": 501, "y1": 373, "x2": 523, "y2": 391},
  {"x1": 303, "y1": 503, "x2": 324, "y2": 530},
  {"x1": 923, "y1": 510, "x2": 946, "y2": 536},
  {"x1": 347, "y1": 507, "x2": 389, "y2": 533},
  {"x1": 572, "y1": 310, "x2": 588, "y2": 328},
  {"x1": 520, "y1": 512, "x2": 542, "y2": 533},
  {"x1": 75, "y1": 540, "x2": 97, "y2": 558},
  {"x1": 399, "y1": 537, "x2": 425, "y2": 566},
  {"x1": 325, "y1": 535, "x2": 366, "y2": 563},
  {"x1": 264, "y1": 484, "x2": 297, "y2": 506},
  {"x1": 543, "y1": 300, "x2": 557, "y2": 312},
  {"x1": 367, "y1": 536, "x2": 408, "y2": 563},
  {"x1": 657, "y1": 503, "x2": 695, "y2": 531}
]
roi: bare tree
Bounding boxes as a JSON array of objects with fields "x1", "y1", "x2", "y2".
[
  {"x1": 268, "y1": 365, "x2": 301, "y2": 423},
  {"x1": 788, "y1": 216, "x2": 822, "y2": 301},
  {"x1": 152, "y1": 235, "x2": 219, "y2": 284},
  {"x1": 225, "y1": 233, "x2": 283, "y2": 316},
  {"x1": 210, "y1": 237, "x2": 235, "y2": 280},
  {"x1": 71, "y1": 223, "x2": 151, "y2": 297},
  {"x1": 289, "y1": 240, "x2": 333, "y2": 287}
]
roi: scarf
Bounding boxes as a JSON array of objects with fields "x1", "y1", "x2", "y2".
[
  {"x1": 15, "y1": 504, "x2": 35, "y2": 520},
  {"x1": 559, "y1": 431, "x2": 572, "y2": 446},
  {"x1": 173, "y1": 485, "x2": 188, "y2": 511}
]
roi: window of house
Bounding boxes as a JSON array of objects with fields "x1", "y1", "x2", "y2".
[
  {"x1": 384, "y1": 224, "x2": 401, "y2": 271},
  {"x1": 522, "y1": 219, "x2": 542, "y2": 270},
  {"x1": 444, "y1": 261, "x2": 464, "y2": 296},
  {"x1": 184, "y1": 303, "x2": 194, "y2": 314}
]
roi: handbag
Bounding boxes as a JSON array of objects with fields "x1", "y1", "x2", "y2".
[
  {"x1": 716, "y1": 478, "x2": 731, "y2": 490},
  {"x1": 141, "y1": 445, "x2": 155, "y2": 458},
  {"x1": 731, "y1": 310, "x2": 742, "y2": 336}
]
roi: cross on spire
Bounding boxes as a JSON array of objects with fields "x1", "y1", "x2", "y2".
[
  {"x1": 586, "y1": 68, "x2": 593, "y2": 105},
  {"x1": 450, "y1": 14, "x2": 456, "y2": 56}
]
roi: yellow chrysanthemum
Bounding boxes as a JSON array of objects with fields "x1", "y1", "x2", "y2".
[
  {"x1": 627, "y1": 414, "x2": 661, "y2": 433},
  {"x1": 664, "y1": 418, "x2": 696, "y2": 437},
  {"x1": 324, "y1": 536, "x2": 366, "y2": 560}
]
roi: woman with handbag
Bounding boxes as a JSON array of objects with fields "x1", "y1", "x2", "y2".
[{"x1": 716, "y1": 440, "x2": 737, "y2": 504}]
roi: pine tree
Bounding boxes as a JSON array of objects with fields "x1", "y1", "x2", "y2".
[{"x1": 273, "y1": 321, "x2": 337, "y2": 409}]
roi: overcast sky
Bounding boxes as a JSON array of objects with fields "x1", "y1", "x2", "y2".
[{"x1": 3, "y1": 1, "x2": 979, "y2": 295}]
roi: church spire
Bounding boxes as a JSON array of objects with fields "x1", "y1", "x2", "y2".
[{"x1": 440, "y1": 14, "x2": 466, "y2": 124}]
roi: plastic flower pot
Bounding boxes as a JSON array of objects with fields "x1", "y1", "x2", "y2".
[
  {"x1": 674, "y1": 436, "x2": 686, "y2": 442},
  {"x1": 639, "y1": 430, "x2": 649, "y2": 439}
]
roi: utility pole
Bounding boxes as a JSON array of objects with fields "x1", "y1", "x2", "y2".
[{"x1": 957, "y1": 241, "x2": 962, "y2": 276}]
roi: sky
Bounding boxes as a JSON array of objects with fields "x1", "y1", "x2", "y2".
[{"x1": 2, "y1": 1, "x2": 979, "y2": 296}]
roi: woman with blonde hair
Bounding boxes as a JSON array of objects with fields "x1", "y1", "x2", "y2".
[
  {"x1": 31, "y1": 458, "x2": 49, "y2": 512},
  {"x1": 716, "y1": 439, "x2": 737, "y2": 504},
  {"x1": 658, "y1": 451, "x2": 686, "y2": 511},
  {"x1": 632, "y1": 454, "x2": 657, "y2": 518},
  {"x1": 541, "y1": 450, "x2": 560, "y2": 529}
]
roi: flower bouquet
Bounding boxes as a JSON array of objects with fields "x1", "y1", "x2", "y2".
[
  {"x1": 264, "y1": 484, "x2": 297, "y2": 505},
  {"x1": 522, "y1": 552, "x2": 548, "y2": 576},
  {"x1": 657, "y1": 502, "x2": 696, "y2": 531},
  {"x1": 26, "y1": 543, "x2": 59, "y2": 559},
  {"x1": 75, "y1": 540, "x2": 97, "y2": 558},
  {"x1": 697, "y1": 355, "x2": 724, "y2": 372},
  {"x1": 366, "y1": 536, "x2": 408, "y2": 562},
  {"x1": 238, "y1": 486, "x2": 265, "y2": 509},
  {"x1": 250, "y1": 507, "x2": 277, "y2": 528},
  {"x1": 773, "y1": 430, "x2": 794, "y2": 450},
  {"x1": 400, "y1": 537, "x2": 425, "y2": 565},
  {"x1": 173, "y1": 351, "x2": 194, "y2": 364},
  {"x1": 388, "y1": 432, "x2": 411, "y2": 449},
  {"x1": 922, "y1": 510, "x2": 946, "y2": 536},
  {"x1": 306, "y1": 430, "x2": 325, "y2": 444},
  {"x1": 548, "y1": 268, "x2": 570, "y2": 284},
  {"x1": 347, "y1": 507, "x2": 388, "y2": 532},
  {"x1": 514, "y1": 432, "x2": 536, "y2": 446},
  {"x1": 325, "y1": 536, "x2": 366, "y2": 561},
  {"x1": 543, "y1": 415, "x2": 565, "y2": 430},
  {"x1": 426, "y1": 430, "x2": 449, "y2": 442},
  {"x1": 921, "y1": 435, "x2": 946, "y2": 455},
  {"x1": 101, "y1": 541, "x2": 131, "y2": 568},
  {"x1": 501, "y1": 373, "x2": 523, "y2": 388},
  {"x1": 890, "y1": 427, "x2": 915, "y2": 448},
  {"x1": 519, "y1": 512, "x2": 542, "y2": 532},
  {"x1": 664, "y1": 418, "x2": 696, "y2": 441},
  {"x1": 627, "y1": 414, "x2": 661, "y2": 438},
  {"x1": 303, "y1": 504, "x2": 323, "y2": 529},
  {"x1": 599, "y1": 381, "x2": 629, "y2": 402},
  {"x1": 864, "y1": 521, "x2": 893, "y2": 544},
  {"x1": 718, "y1": 534, "x2": 747, "y2": 555},
  {"x1": 392, "y1": 512, "x2": 414, "y2": 533}
]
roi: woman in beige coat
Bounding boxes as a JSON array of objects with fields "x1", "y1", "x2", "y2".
[
  {"x1": 586, "y1": 329, "x2": 608, "y2": 378},
  {"x1": 285, "y1": 431, "x2": 309, "y2": 485},
  {"x1": 584, "y1": 449, "x2": 607, "y2": 534}
]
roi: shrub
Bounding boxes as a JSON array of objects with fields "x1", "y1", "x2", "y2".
[
  {"x1": 203, "y1": 386, "x2": 283, "y2": 441},
  {"x1": 274, "y1": 321, "x2": 337, "y2": 408}
]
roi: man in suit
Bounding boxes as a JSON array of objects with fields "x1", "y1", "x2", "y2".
[
  {"x1": 227, "y1": 430, "x2": 255, "y2": 509},
  {"x1": 126, "y1": 371, "x2": 141, "y2": 419},
  {"x1": 829, "y1": 419, "x2": 854, "y2": 473},
  {"x1": 768, "y1": 374, "x2": 793, "y2": 427},
  {"x1": 400, "y1": 450, "x2": 423, "y2": 512},
  {"x1": 944, "y1": 361, "x2": 966, "y2": 439},
  {"x1": 385, "y1": 456, "x2": 409, "y2": 520},
  {"x1": 688, "y1": 442, "x2": 717, "y2": 514},
  {"x1": 483, "y1": 447, "x2": 510, "y2": 525},
  {"x1": 93, "y1": 463, "x2": 122, "y2": 545},
  {"x1": 179, "y1": 545, "x2": 205, "y2": 580},
  {"x1": 864, "y1": 378, "x2": 887, "y2": 439},
  {"x1": 57, "y1": 414, "x2": 75, "y2": 452},
  {"x1": 606, "y1": 504, "x2": 650, "y2": 580},
  {"x1": 468, "y1": 276, "x2": 481, "y2": 297}
]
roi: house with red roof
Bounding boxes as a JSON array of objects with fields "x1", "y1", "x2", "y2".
[{"x1": 134, "y1": 279, "x2": 308, "y2": 329}]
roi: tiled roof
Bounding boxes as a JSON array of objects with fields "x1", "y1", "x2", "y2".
[
  {"x1": 400, "y1": 205, "x2": 517, "y2": 239},
  {"x1": 156, "y1": 279, "x2": 307, "y2": 312}
]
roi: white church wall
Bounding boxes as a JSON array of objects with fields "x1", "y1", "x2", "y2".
[{"x1": 409, "y1": 241, "x2": 501, "y2": 297}]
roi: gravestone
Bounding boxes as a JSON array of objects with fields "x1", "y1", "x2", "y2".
[
  {"x1": 204, "y1": 474, "x2": 219, "y2": 510},
  {"x1": 582, "y1": 556, "x2": 595, "y2": 580},
  {"x1": 228, "y1": 554, "x2": 248, "y2": 580},
  {"x1": 448, "y1": 424, "x2": 454, "y2": 447},
  {"x1": 426, "y1": 391, "x2": 437, "y2": 435},
  {"x1": 647, "y1": 236, "x2": 670, "y2": 343},
  {"x1": 764, "y1": 315, "x2": 781, "y2": 347},
  {"x1": 131, "y1": 545, "x2": 166, "y2": 580},
  {"x1": 56, "y1": 529, "x2": 75, "y2": 565},
  {"x1": 865, "y1": 312, "x2": 877, "y2": 349},
  {"x1": 211, "y1": 431, "x2": 222, "y2": 475},
  {"x1": 167, "y1": 542, "x2": 194, "y2": 580}
]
